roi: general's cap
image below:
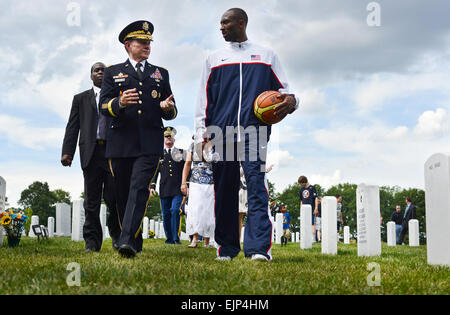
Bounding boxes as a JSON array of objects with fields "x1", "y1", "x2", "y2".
[{"x1": 119, "y1": 20, "x2": 154, "y2": 44}]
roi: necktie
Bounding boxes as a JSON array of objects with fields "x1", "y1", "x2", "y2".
[
  {"x1": 96, "y1": 92, "x2": 107, "y2": 140},
  {"x1": 136, "y1": 62, "x2": 144, "y2": 80}
]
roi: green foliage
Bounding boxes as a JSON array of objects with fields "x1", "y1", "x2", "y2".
[
  {"x1": 275, "y1": 181, "x2": 426, "y2": 243},
  {"x1": 18, "y1": 181, "x2": 71, "y2": 226},
  {"x1": 146, "y1": 192, "x2": 162, "y2": 221}
]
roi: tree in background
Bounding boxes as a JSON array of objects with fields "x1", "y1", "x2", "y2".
[
  {"x1": 274, "y1": 181, "x2": 426, "y2": 244},
  {"x1": 18, "y1": 181, "x2": 71, "y2": 226}
]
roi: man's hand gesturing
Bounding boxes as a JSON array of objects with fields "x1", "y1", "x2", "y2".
[{"x1": 120, "y1": 88, "x2": 140, "y2": 107}]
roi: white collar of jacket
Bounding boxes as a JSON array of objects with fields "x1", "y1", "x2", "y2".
[
  {"x1": 227, "y1": 40, "x2": 251, "y2": 50},
  {"x1": 92, "y1": 85, "x2": 101, "y2": 96}
]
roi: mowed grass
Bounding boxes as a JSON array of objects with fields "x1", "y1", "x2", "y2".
[{"x1": 0, "y1": 237, "x2": 448, "y2": 295}]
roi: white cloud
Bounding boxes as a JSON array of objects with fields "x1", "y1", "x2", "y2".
[
  {"x1": 0, "y1": 115, "x2": 64, "y2": 150},
  {"x1": 267, "y1": 150, "x2": 296, "y2": 168},
  {"x1": 310, "y1": 170, "x2": 342, "y2": 189},
  {"x1": 414, "y1": 108, "x2": 449, "y2": 137}
]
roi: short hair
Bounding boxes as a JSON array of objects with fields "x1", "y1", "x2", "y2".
[
  {"x1": 335, "y1": 194, "x2": 342, "y2": 199},
  {"x1": 298, "y1": 176, "x2": 308, "y2": 184},
  {"x1": 406, "y1": 196, "x2": 412, "y2": 202},
  {"x1": 91, "y1": 62, "x2": 105, "y2": 74},
  {"x1": 227, "y1": 8, "x2": 248, "y2": 25}
]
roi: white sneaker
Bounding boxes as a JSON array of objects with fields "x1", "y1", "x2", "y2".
[
  {"x1": 215, "y1": 256, "x2": 232, "y2": 261},
  {"x1": 251, "y1": 254, "x2": 270, "y2": 262}
]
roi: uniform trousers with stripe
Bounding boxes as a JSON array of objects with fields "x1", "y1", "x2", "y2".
[
  {"x1": 110, "y1": 154, "x2": 160, "y2": 252},
  {"x1": 213, "y1": 136, "x2": 272, "y2": 260}
]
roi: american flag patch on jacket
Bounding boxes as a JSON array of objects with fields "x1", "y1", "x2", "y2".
[{"x1": 251, "y1": 54, "x2": 261, "y2": 61}]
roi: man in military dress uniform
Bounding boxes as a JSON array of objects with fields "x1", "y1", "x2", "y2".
[
  {"x1": 150, "y1": 127, "x2": 185, "y2": 244},
  {"x1": 99, "y1": 20, "x2": 177, "y2": 258}
]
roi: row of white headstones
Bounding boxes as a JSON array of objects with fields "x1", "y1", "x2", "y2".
[{"x1": 0, "y1": 153, "x2": 448, "y2": 266}]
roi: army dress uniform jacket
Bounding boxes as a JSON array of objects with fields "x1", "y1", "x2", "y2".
[
  {"x1": 99, "y1": 59, "x2": 177, "y2": 158},
  {"x1": 151, "y1": 148, "x2": 186, "y2": 198}
]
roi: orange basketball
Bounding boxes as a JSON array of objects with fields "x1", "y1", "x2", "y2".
[{"x1": 253, "y1": 90, "x2": 283, "y2": 124}]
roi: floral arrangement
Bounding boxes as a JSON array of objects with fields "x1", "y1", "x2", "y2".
[
  {"x1": 0, "y1": 208, "x2": 29, "y2": 239},
  {"x1": 149, "y1": 230, "x2": 155, "y2": 239}
]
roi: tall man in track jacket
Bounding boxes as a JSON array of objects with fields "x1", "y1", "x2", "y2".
[{"x1": 194, "y1": 8, "x2": 299, "y2": 261}]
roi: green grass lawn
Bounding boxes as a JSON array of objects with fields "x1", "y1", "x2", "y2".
[{"x1": 0, "y1": 237, "x2": 448, "y2": 295}]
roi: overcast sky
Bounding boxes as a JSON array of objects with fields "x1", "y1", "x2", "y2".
[{"x1": 1, "y1": 0, "x2": 450, "y2": 207}]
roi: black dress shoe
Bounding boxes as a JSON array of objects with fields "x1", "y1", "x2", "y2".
[
  {"x1": 175, "y1": 241, "x2": 182, "y2": 245},
  {"x1": 85, "y1": 248, "x2": 99, "y2": 253},
  {"x1": 118, "y1": 244, "x2": 137, "y2": 258},
  {"x1": 112, "y1": 239, "x2": 120, "y2": 251}
]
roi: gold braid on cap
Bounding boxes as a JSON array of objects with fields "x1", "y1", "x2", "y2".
[{"x1": 124, "y1": 30, "x2": 153, "y2": 41}]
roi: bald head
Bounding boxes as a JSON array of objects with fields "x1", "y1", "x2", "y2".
[
  {"x1": 220, "y1": 8, "x2": 248, "y2": 43},
  {"x1": 226, "y1": 8, "x2": 248, "y2": 26}
]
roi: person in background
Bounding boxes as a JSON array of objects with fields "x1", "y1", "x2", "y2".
[
  {"x1": 280, "y1": 204, "x2": 291, "y2": 246},
  {"x1": 298, "y1": 176, "x2": 319, "y2": 242},
  {"x1": 181, "y1": 138, "x2": 215, "y2": 248},
  {"x1": 315, "y1": 196, "x2": 322, "y2": 242},
  {"x1": 397, "y1": 197, "x2": 417, "y2": 245},
  {"x1": 151, "y1": 127, "x2": 185, "y2": 245},
  {"x1": 336, "y1": 194, "x2": 344, "y2": 234},
  {"x1": 391, "y1": 205, "x2": 403, "y2": 241}
]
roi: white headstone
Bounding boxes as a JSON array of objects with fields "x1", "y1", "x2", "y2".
[
  {"x1": 28, "y1": 215, "x2": 39, "y2": 237},
  {"x1": 240, "y1": 227, "x2": 245, "y2": 243},
  {"x1": 143, "y1": 217, "x2": 149, "y2": 239},
  {"x1": 275, "y1": 213, "x2": 283, "y2": 244},
  {"x1": 387, "y1": 221, "x2": 396, "y2": 246},
  {"x1": 291, "y1": 232, "x2": 295, "y2": 243},
  {"x1": 56, "y1": 203, "x2": 71, "y2": 237},
  {"x1": 100, "y1": 204, "x2": 107, "y2": 238},
  {"x1": 424, "y1": 153, "x2": 450, "y2": 266},
  {"x1": 154, "y1": 221, "x2": 160, "y2": 239},
  {"x1": 300, "y1": 204, "x2": 312, "y2": 249},
  {"x1": 270, "y1": 216, "x2": 275, "y2": 243},
  {"x1": 321, "y1": 197, "x2": 337, "y2": 255},
  {"x1": 0, "y1": 227, "x2": 5, "y2": 246},
  {"x1": 71, "y1": 200, "x2": 85, "y2": 242},
  {"x1": 344, "y1": 226, "x2": 350, "y2": 244},
  {"x1": 159, "y1": 222, "x2": 164, "y2": 239},
  {"x1": 408, "y1": 219, "x2": 419, "y2": 247},
  {"x1": 356, "y1": 184, "x2": 381, "y2": 257},
  {"x1": 47, "y1": 217, "x2": 55, "y2": 238},
  {"x1": 296, "y1": 231, "x2": 300, "y2": 243},
  {"x1": 0, "y1": 176, "x2": 6, "y2": 211},
  {"x1": 104, "y1": 227, "x2": 110, "y2": 239},
  {"x1": 180, "y1": 231, "x2": 190, "y2": 241},
  {"x1": 149, "y1": 219, "x2": 155, "y2": 237}
]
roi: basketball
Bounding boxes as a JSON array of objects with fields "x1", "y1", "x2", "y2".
[{"x1": 253, "y1": 90, "x2": 284, "y2": 124}]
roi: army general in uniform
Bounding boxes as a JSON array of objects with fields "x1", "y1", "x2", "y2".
[{"x1": 99, "y1": 20, "x2": 178, "y2": 258}]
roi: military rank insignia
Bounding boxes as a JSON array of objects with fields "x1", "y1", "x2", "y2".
[
  {"x1": 150, "y1": 68, "x2": 163, "y2": 80},
  {"x1": 113, "y1": 73, "x2": 128, "y2": 83}
]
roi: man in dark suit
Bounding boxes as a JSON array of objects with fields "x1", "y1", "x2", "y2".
[
  {"x1": 99, "y1": 21, "x2": 177, "y2": 258},
  {"x1": 61, "y1": 62, "x2": 120, "y2": 252},
  {"x1": 397, "y1": 196, "x2": 417, "y2": 245},
  {"x1": 150, "y1": 127, "x2": 185, "y2": 244}
]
